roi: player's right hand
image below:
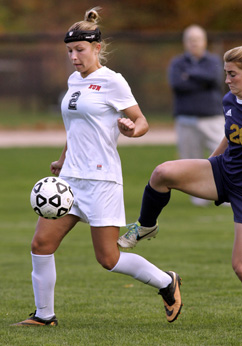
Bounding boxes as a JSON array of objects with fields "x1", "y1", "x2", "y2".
[{"x1": 50, "y1": 161, "x2": 62, "y2": 176}]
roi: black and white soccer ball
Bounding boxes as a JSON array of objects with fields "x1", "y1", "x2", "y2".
[{"x1": 30, "y1": 176, "x2": 74, "y2": 219}]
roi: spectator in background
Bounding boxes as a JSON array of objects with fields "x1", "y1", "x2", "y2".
[{"x1": 168, "y1": 25, "x2": 224, "y2": 206}]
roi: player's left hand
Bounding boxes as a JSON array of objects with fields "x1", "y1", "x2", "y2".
[{"x1": 118, "y1": 118, "x2": 135, "y2": 137}]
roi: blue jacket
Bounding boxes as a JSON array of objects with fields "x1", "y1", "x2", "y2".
[{"x1": 168, "y1": 51, "x2": 224, "y2": 117}]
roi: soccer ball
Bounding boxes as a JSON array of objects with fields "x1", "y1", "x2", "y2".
[{"x1": 30, "y1": 176, "x2": 74, "y2": 219}]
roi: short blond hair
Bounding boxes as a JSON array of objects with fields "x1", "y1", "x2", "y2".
[{"x1": 224, "y1": 46, "x2": 242, "y2": 69}]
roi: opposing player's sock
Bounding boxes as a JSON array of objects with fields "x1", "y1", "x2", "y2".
[{"x1": 138, "y1": 183, "x2": 170, "y2": 227}]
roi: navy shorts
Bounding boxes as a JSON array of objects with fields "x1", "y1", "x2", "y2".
[{"x1": 209, "y1": 155, "x2": 242, "y2": 223}]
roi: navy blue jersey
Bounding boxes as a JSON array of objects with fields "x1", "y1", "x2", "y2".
[{"x1": 222, "y1": 91, "x2": 242, "y2": 185}]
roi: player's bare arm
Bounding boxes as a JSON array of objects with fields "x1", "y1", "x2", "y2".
[{"x1": 118, "y1": 104, "x2": 149, "y2": 138}]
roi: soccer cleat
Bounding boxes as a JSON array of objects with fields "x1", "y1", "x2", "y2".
[
  {"x1": 158, "y1": 271, "x2": 183, "y2": 323},
  {"x1": 11, "y1": 311, "x2": 58, "y2": 326},
  {"x1": 117, "y1": 221, "x2": 159, "y2": 249}
]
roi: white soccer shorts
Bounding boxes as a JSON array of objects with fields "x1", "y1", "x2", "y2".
[{"x1": 60, "y1": 176, "x2": 126, "y2": 227}]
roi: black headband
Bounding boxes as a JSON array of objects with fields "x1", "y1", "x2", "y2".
[{"x1": 64, "y1": 28, "x2": 102, "y2": 43}]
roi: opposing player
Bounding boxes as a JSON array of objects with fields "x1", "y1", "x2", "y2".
[
  {"x1": 118, "y1": 46, "x2": 242, "y2": 287},
  {"x1": 13, "y1": 7, "x2": 182, "y2": 326}
]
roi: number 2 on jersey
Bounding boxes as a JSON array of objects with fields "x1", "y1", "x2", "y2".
[
  {"x1": 68, "y1": 91, "x2": 81, "y2": 110},
  {"x1": 229, "y1": 124, "x2": 242, "y2": 145}
]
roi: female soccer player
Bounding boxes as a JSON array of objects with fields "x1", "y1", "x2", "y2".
[
  {"x1": 14, "y1": 7, "x2": 182, "y2": 326},
  {"x1": 118, "y1": 46, "x2": 242, "y2": 286}
]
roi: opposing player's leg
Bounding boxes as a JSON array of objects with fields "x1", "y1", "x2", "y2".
[
  {"x1": 231, "y1": 222, "x2": 242, "y2": 282},
  {"x1": 150, "y1": 159, "x2": 217, "y2": 197},
  {"x1": 12, "y1": 215, "x2": 79, "y2": 326},
  {"x1": 118, "y1": 159, "x2": 218, "y2": 249},
  {"x1": 91, "y1": 226, "x2": 182, "y2": 322}
]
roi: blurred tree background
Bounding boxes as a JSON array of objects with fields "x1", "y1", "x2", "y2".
[
  {"x1": 1, "y1": 0, "x2": 242, "y2": 32},
  {"x1": 1, "y1": 0, "x2": 242, "y2": 126}
]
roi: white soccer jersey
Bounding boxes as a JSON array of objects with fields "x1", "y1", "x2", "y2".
[{"x1": 60, "y1": 66, "x2": 137, "y2": 184}]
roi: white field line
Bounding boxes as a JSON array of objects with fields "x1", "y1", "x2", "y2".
[{"x1": 0, "y1": 128, "x2": 176, "y2": 148}]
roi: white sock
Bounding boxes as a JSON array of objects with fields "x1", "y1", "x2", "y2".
[
  {"x1": 110, "y1": 251, "x2": 172, "y2": 289},
  {"x1": 31, "y1": 252, "x2": 56, "y2": 320}
]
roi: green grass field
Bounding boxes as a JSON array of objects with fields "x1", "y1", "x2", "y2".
[{"x1": 0, "y1": 145, "x2": 241, "y2": 346}]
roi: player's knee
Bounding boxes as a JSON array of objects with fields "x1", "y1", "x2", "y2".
[
  {"x1": 232, "y1": 261, "x2": 242, "y2": 281},
  {"x1": 150, "y1": 161, "x2": 173, "y2": 185},
  {"x1": 31, "y1": 236, "x2": 56, "y2": 255},
  {"x1": 31, "y1": 237, "x2": 40, "y2": 253},
  {"x1": 95, "y1": 254, "x2": 118, "y2": 270}
]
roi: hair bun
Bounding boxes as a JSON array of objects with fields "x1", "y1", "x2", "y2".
[{"x1": 84, "y1": 7, "x2": 101, "y2": 23}]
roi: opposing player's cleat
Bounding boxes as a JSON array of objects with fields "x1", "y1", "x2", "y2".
[
  {"x1": 117, "y1": 221, "x2": 159, "y2": 249},
  {"x1": 11, "y1": 311, "x2": 58, "y2": 326},
  {"x1": 158, "y1": 271, "x2": 183, "y2": 323}
]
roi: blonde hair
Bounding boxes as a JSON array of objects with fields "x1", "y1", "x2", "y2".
[
  {"x1": 68, "y1": 7, "x2": 109, "y2": 64},
  {"x1": 224, "y1": 46, "x2": 242, "y2": 69}
]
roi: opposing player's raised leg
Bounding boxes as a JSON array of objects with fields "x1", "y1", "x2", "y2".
[
  {"x1": 150, "y1": 159, "x2": 218, "y2": 198},
  {"x1": 118, "y1": 159, "x2": 218, "y2": 249}
]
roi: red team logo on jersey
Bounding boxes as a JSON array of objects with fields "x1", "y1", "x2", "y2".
[{"x1": 89, "y1": 84, "x2": 101, "y2": 91}]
